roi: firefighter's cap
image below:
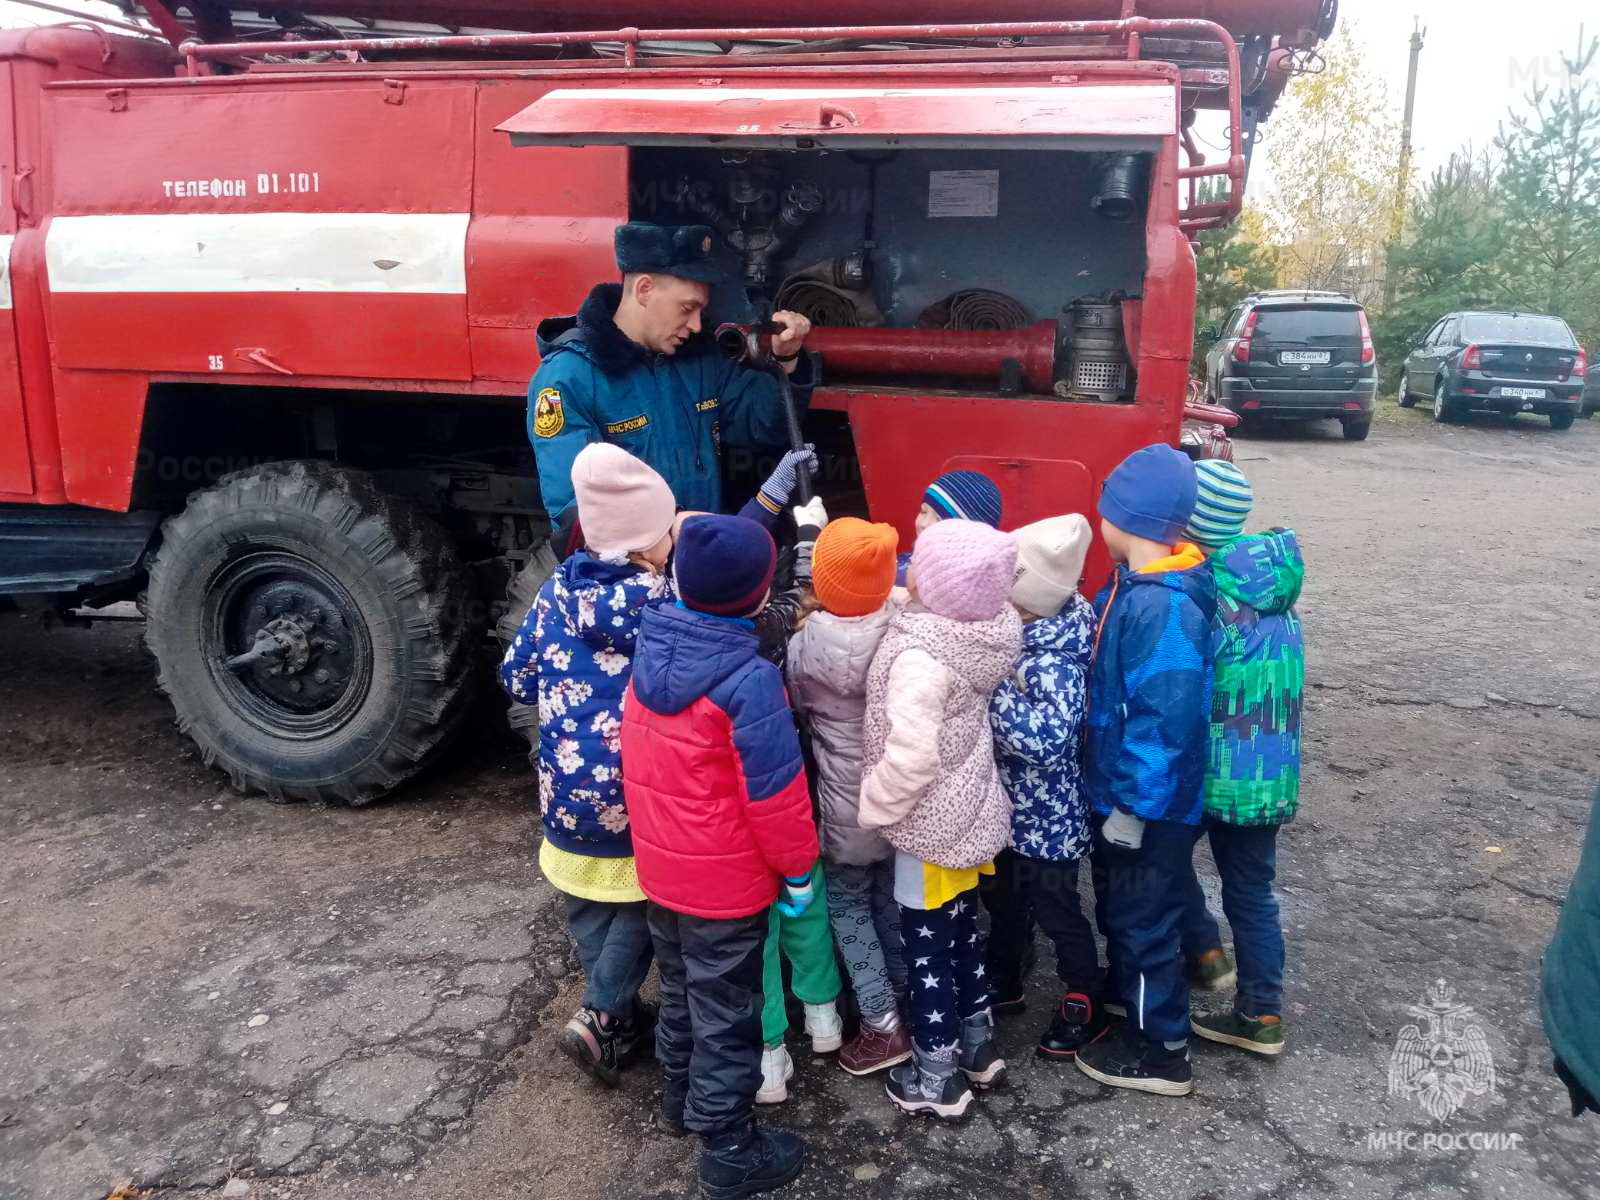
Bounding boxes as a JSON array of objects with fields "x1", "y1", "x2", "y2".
[{"x1": 615, "y1": 222, "x2": 729, "y2": 284}]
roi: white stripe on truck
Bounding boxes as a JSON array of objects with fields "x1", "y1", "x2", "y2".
[
  {"x1": 45, "y1": 212, "x2": 471, "y2": 295},
  {"x1": 0, "y1": 235, "x2": 13, "y2": 309}
]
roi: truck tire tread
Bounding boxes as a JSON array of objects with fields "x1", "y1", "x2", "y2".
[{"x1": 144, "y1": 460, "x2": 477, "y2": 806}]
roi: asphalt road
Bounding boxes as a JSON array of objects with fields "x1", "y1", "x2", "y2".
[{"x1": 2, "y1": 404, "x2": 1597, "y2": 1200}]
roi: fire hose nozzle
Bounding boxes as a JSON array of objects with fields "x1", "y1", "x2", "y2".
[{"x1": 714, "y1": 320, "x2": 785, "y2": 367}]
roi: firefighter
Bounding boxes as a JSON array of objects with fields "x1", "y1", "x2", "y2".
[{"x1": 528, "y1": 222, "x2": 814, "y2": 545}]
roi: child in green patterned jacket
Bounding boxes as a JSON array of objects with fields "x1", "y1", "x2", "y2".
[{"x1": 1177, "y1": 459, "x2": 1305, "y2": 1057}]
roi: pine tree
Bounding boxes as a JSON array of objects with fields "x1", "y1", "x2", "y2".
[
  {"x1": 1372, "y1": 152, "x2": 1505, "y2": 377},
  {"x1": 1192, "y1": 208, "x2": 1279, "y2": 370},
  {"x1": 1493, "y1": 32, "x2": 1600, "y2": 346}
]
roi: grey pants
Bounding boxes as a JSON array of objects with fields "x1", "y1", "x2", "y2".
[{"x1": 825, "y1": 859, "x2": 908, "y2": 1019}]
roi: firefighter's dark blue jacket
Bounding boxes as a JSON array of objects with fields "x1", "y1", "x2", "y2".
[{"x1": 528, "y1": 283, "x2": 813, "y2": 536}]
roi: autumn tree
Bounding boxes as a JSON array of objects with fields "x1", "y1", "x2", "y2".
[
  {"x1": 1192, "y1": 208, "x2": 1279, "y2": 369},
  {"x1": 1255, "y1": 23, "x2": 1401, "y2": 309}
]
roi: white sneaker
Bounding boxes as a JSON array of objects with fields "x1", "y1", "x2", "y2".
[
  {"x1": 804, "y1": 1001, "x2": 844, "y2": 1054},
  {"x1": 756, "y1": 1044, "x2": 794, "y2": 1104}
]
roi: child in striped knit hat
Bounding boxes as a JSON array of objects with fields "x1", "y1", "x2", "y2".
[
  {"x1": 1175, "y1": 459, "x2": 1306, "y2": 1059},
  {"x1": 896, "y1": 469, "x2": 1004, "y2": 586}
]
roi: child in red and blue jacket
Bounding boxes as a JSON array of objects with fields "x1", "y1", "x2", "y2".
[{"x1": 622, "y1": 514, "x2": 817, "y2": 1198}]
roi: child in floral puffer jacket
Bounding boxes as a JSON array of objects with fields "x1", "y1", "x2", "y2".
[
  {"x1": 860, "y1": 519, "x2": 1022, "y2": 1121},
  {"x1": 983, "y1": 514, "x2": 1111, "y2": 1063},
  {"x1": 499, "y1": 442, "x2": 675, "y2": 1087}
]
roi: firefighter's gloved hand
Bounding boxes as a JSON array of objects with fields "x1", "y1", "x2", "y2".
[
  {"x1": 776, "y1": 872, "x2": 816, "y2": 919},
  {"x1": 756, "y1": 446, "x2": 819, "y2": 514},
  {"x1": 1102, "y1": 808, "x2": 1145, "y2": 851}
]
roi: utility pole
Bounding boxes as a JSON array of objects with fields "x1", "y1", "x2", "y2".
[{"x1": 1383, "y1": 19, "x2": 1426, "y2": 309}]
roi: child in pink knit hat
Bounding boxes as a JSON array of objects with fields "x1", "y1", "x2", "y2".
[
  {"x1": 499, "y1": 442, "x2": 677, "y2": 1089},
  {"x1": 858, "y1": 519, "x2": 1023, "y2": 1120}
]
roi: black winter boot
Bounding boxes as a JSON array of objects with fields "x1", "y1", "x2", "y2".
[{"x1": 697, "y1": 1123, "x2": 806, "y2": 1199}]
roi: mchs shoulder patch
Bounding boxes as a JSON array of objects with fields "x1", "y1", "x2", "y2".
[
  {"x1": 605, "y1": 415, "x2": 650, "y2": 436},
  {"x1": 533, "y1": 387, "x2": 565, "y2": 439}
]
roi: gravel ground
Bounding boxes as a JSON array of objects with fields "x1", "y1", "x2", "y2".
[{"x1": 1, "y1": 405, "x2": 1597, "y2": 1200}]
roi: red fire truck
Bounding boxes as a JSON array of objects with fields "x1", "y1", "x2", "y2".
[{"x1": 0, "y1": 1, "x2": 1332, "y2": 803}]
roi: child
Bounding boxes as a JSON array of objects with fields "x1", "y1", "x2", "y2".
[
  {"x1": 623, "y1": 514, "x2": 816, "y2": 1197},
  {"x1": 786, "y1": 517, "x2": 911, "y2": 1078},
  {"x1": 859, "y1": 519, "x2": 1022, "y2": 1120},
  {"x1": 1075, "y1": 444, "x2": 1216, "y2": 1098},
  {"x1": 499, "y1": 443, "x2": 674, "y2": 1086},
  {"x1": 896, "y1": 469, "x2": 1003, "y2": 585},
  {"x1": 983, "y1": 514, "x2": 1110, "y2": 1061},
  {"x1": 1176, "y1": 461, "x2": 1305, "y2": 1058}
]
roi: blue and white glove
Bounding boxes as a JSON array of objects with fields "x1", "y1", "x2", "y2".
[
  {"x1": 755, "y1": 446, "x2": 818, "y2": 516},
  {"x1": 1102, "y1": 808, "x2": 1145, "y2": 850},
  {"x1": 776, "y1": 872, "x2": 816, "y2": 918}
]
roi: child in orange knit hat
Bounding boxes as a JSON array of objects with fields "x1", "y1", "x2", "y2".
[{"x1": 785, "y1": 517, "x2": 913, "y2": 1077}]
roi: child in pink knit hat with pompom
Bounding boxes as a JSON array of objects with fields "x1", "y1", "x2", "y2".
[{"x1": 858, "y1": 518, "x2": 1023, "y2": 1120}]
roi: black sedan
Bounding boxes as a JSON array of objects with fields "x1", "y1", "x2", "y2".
[{"x1": 1399, "y1": 311, "x2": 1587, "y2": 431}]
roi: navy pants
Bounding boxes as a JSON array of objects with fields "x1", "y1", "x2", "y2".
[
  {"x1": 981, "y1": 849, "x2": 1102, "y2": 997},
  {"x1": 1091, "y1": 817, "x2": 1205, "y2": 1045},
  {"x1": 1179, "y1": 821, "x2": 1286, "y2": 1017},
  {"x1": 564, "y1": 895, "x2": 653, "y2": 1022},
  {"x1": 649, "y1": 903, "x2": 767, "y2": 1140},
  {"x1": 901, "y1": 889, "x2": 989, "y2": 1061}
]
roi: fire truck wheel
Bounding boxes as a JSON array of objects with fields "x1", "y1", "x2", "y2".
[
  {"x1": 144, "y1": 461, "x2": 476, "y2": 806},
  {"x1": 493, "y1": 543, "x2": 560, "y2": 757}
]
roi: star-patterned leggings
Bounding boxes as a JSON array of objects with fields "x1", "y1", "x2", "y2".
[{"x1": 900, "y1": 888, "x2": 990, "y2": 1061}]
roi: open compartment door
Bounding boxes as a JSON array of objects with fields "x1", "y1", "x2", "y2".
[{"x1": 497, "y1": 83, "x2": 1176, "y2": 151}]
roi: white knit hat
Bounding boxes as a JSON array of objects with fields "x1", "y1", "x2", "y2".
[
  {"x1": 571, "y1": 443, "x2": 676, "y2": 560},
  {"x1": 1010, "y1": 514, "x2": 1092, "y2": 617}
]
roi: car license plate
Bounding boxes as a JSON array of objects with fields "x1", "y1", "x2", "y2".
[
  {"x1": 1501, "y1": 386, "x2": 1546, "y2": 400},
  {"x1": 1280, "y1": 351, "x2": 1331, "y2": 365}
]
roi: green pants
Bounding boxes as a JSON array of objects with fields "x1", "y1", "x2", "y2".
[{"x1": 762, "y1": 861, "x2": 842, "y2": 1047}]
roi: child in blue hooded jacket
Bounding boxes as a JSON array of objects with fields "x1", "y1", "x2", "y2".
[{"x1": 1075, "y1": 444, "x2": 1217, "y2": 1099}]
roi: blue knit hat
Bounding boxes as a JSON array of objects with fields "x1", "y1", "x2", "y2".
[
  {"x1": 1099, "y1": 444, "x2": 1198, "y2": 544},
  {"x1": 673, "y1": 515, "x2": 777, "y2": 618},
  {"x1": 1187, "y1": 460, "x2": 1255, "y2": 546},
  {"x1": 924, "y1": 470, "x2": 1002, "y2": 528}
]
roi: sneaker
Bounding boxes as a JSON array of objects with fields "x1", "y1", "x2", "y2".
[
  {"x1": 838, "y1": 1020, "x2": 912, "y2": 1077},
  {"x1": 558, "y1": 1006, "x2": 620, "y2": 1087},
  {"x1": 697, "y1": 1124, "x2": 806, "y2": 1200},
  {"x1": 803, "y1": 1001, "x2": 844, "y2": 1054},
  {"x1": 1186, "y1": 948, "x2": 1238, "y2": 993},
  {"x1": 1191, "y1": 1012, "x2": 1285, "y2": 1057},
  {"x1": 885, "y1": 1058, "x2": 974, "y2": 1121},
  {"x1": 1076, "y1": 1027, "x2": 1193, "y2": 1097},
  {"x1": 615, "y1": 1000, "x2": 658, "y2": 1065},
  {"x1": 755, "y1": 1044, "x2": 794, "y2": 1105},
  {"x1": 1036, "y1": 992, "x2": 1113, "y2": 1061}
]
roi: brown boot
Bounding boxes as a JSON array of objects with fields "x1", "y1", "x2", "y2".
[{"x1": 838, "y1": 1020, "x2": 912, "y2": 1077}]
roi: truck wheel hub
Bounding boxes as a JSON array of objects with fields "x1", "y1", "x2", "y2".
[{"x1": 206, "y1": 551, "x2": 372, "y2": 733}]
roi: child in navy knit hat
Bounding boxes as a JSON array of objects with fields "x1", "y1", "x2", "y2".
[
  {"x1": 1076, "y1": 444, "x2": 1218, "y2": 1100},
  {"x1": 622, "y1": 513, "x2": 818, "y2": 1192}
]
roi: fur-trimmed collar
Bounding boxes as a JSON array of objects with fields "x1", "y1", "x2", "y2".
[{"x1": 535, "y1": 282, "x2": 714, "y2": 377}]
